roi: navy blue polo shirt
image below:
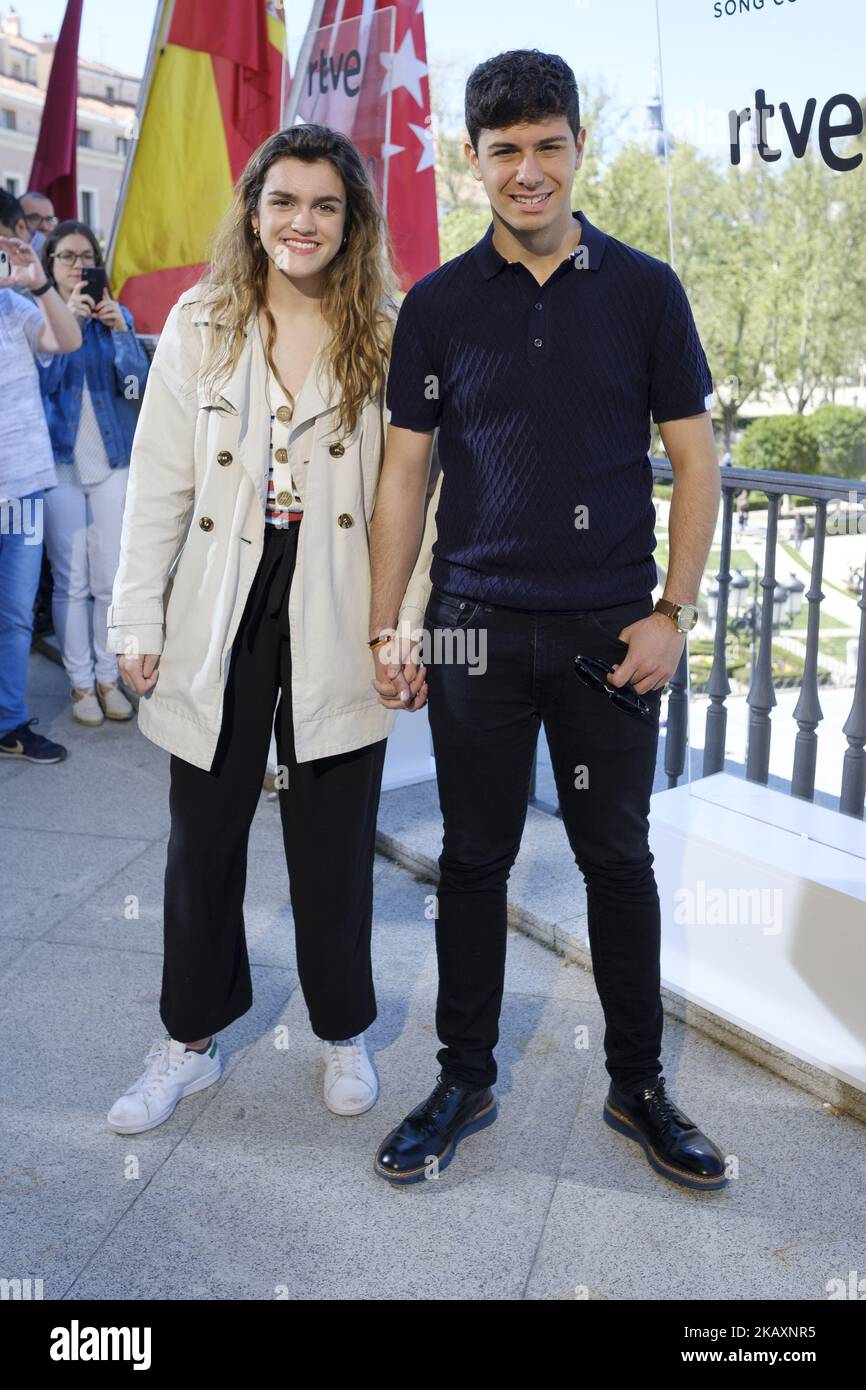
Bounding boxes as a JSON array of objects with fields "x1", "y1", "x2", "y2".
[{"x1": 386, "y1": 210, "x2": 713, "y2": 610}]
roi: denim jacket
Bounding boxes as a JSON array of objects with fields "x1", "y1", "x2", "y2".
[{"x1": 37, "y1": 304, "x2": 151, "y2": 469}]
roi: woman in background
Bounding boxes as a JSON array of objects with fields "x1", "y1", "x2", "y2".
[{"x1": 38, "y1": 220, "x2": 150, "y2": 725}]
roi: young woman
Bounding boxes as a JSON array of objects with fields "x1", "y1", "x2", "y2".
[
  {"x1": 105, "y1": 124, "x2": 439, "y2": 1135},
  {"x1": 37, "y1": 220, "x2": 151, "y2": 725}
]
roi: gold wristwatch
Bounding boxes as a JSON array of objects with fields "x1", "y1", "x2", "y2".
[{"x1": 653, "y1": 599, "x2": 698, "y2": 633}]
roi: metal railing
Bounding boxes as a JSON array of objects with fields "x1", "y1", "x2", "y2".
[
  {"x1": 654, "y1": 460, "x2": 866, "y2": 817},
  {"x1": 527, "y1": 463, "x2": 866, "y2": 820}
]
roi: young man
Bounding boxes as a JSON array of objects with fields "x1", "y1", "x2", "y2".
[
  {"x1": 0, "y1": 227, "x2": 81, "y2": 764},
  {"x1": 369, "y1": 51, "x2": 725, "y2": 1190}
]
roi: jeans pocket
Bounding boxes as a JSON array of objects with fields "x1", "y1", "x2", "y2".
[
  {"x1": 585, "y1": 596, "x2": 654, "y2": 648},
  {"x1": 424, "y1": 588, "x2": 482, "y2": 630}
]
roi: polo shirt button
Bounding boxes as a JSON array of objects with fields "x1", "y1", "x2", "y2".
[
  {"x1": 533, "y1": 337, "x2": 543, "y2": 347},
  {"x1": 217, "y1": 450, "x2": 232, "y2": 466},
  {"x1": 329, "y1": 442, "x2": 345, "y2": 457},
  {"x1": 199, "y1": 516, "x2": 214, "y2": 531},
  {"x1": 274, "y1": 447, "x2": 288, "y2": 463},
  {"x1": 337, "y1": 513, "x2": 353, "y2": 528},
  {"x1": 534, "y1": 302, "x2": 542, "y2": 310},
  {"x1": 276, "y1": 490, "x2": 292, "y2": 505},
  {"x1": 276, "y1": 405, "x2": 292, "y2": 422}
]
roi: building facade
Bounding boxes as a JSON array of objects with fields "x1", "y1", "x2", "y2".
[{"x1": 0, "y1": 6, "x2": 139, "y2": 241}]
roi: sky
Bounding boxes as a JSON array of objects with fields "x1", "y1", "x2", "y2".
[{"x1": 6, "y1": 0, "x2": 864, "y2": 162}]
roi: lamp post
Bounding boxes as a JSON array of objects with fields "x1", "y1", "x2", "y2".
[
  {"x1": 706, "y1": 578, "x2": 719, "y2": 625},
  {"x1": 750, "y1": 562, "x2": 759, "y2": 680},
  {"x1": 785, "y1": 570, "x2": 806, "y2": 620},
  {"x1": 730, "y1": 569, "x2": 749, "y2": 620}
]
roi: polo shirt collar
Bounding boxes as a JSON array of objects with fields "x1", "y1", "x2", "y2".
[{"x1": 473, "y1": 209, "x2": 607, "y2": 279}]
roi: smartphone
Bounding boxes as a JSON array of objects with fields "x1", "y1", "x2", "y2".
[{"x1": 81, "y1": 266, "x2": 109, "y2": 305}]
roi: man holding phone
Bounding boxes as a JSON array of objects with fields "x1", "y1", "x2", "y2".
[
  {"x1": 0, "y1": 223, "x2": 80, "y2": 764},
  {"x1": 368, "y1": 51, "x2": 726, "y2": 1191}
]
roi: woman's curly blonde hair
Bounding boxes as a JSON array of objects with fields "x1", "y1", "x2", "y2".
[{"x1": 197, "y1": 124, "x2": 400, "y2": 437}]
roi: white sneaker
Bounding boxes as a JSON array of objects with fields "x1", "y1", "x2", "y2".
[
  {"x1": 71, "y1": 686, "x2": 104, "y2": 726},
  {"x1": 106, "y1": 1035, "x2": 222, "y2": 1134},
  {"x1": 321, "y1": 1034, "x2": 378, "y2": 1115},
  {"x1": 97, "y1": 681, "x2": 134, "y2": 720}
]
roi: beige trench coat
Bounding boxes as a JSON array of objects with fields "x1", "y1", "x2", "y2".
[{"x1": 106, "y1": 285, "x2": 441, "y2": 771}]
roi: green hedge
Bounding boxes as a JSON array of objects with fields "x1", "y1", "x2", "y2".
[{"x1": 735, "y1": 405, "x2": 866, "y2": 480}]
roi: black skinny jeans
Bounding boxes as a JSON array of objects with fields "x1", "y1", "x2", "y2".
[
  {"x1": 160, "y1": 521, "x2": 387, "y2": 1044},
  {"x1": 423, "y1": 584, "x2": 665, "y2": 1095}
]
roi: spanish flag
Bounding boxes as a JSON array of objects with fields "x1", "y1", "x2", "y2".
[{"x1": 108, "y1": 0, "x2": 286, "y2": 333}]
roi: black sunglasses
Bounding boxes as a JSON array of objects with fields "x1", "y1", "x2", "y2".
[{"x1": 574, "y1": 654, "x2": 654, "y2": 718}]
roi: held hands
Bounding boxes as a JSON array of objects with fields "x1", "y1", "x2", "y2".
[
  {"x1": 118, "y1": 654, "x2": 160, "y2": 694},
  {"x1": 0, "y1": 236, "x2": 48, "y2": 291},
  {"x1": 370, "y1": 632, "x2": 428, "y2": 712},
  {"x1": 367, "y1": 612, "x2": 683, "y2": 705},
  {"x1": 606, "y1": 612, "x2": 685, "y2": 695}
]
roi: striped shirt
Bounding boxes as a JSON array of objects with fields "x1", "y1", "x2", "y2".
[{"x1": 265, "y1": 362, "x2": 312, "y2": 527}]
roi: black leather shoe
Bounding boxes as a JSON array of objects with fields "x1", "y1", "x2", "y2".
[
  {"x1": 374, "y1": 1071, "x2": 497, "y2": 1184},
  {"x1": 603, "y1": 1075, "x2": 728, "y2": 1190}
]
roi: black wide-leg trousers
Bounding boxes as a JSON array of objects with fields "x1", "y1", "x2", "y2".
[{"x1": 159, "y1": 521, "x2": 388, "y2": 1044}]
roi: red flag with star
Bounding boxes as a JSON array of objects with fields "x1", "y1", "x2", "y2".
[{"x1": 286, "y1": 0, "x2": 439, "y2": 287}]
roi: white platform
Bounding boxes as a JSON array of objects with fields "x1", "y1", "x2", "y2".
[{"x1": 650, "y1": 772, "x2": 866, "y2": 1093}]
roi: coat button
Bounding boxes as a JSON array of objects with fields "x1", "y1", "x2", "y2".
[
  {"x1": 274, "y1": 447, "x2": 288, "y2": 463},
  {"x1": 276, "y1": 405, "x2": 292, "y2": 423},
  {"x1": 337, "y1": 513, "x2": 353, "y2": 528},
  {"x1": 276, "y1": 490, "x2": 292, "y2": 505},
  {"x1": 199, "y1": 516, "x2": 214, "y2": 531},
  {"x1": 329, "y1": 442, "x2": 345, "y2": 457},
  {"x1": 217, "y1": 450, "x2": 232, "y2": 466}
]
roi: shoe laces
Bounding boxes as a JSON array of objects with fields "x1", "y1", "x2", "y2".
[
  {"x1": 641, "y1": 1075, "x2": 678, "y2": 1131},
  {"x1": 324, "y1": 1037, "x2": 363, "y2": 1077},
  {"x1": 415, "y1": 1071, "x2": 458, "y2": 1131},
  {"x1": 134, "y1": 1038, "x2": 186, "y2": 1098}
]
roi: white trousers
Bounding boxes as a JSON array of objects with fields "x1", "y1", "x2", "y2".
[{"x1": 42, "y1": 466, "x2": 129, "y2": 689}]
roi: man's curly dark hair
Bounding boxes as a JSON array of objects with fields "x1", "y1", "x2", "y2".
[{"x1": 464, "y1": 49, "x2": 581, "y2": 151}]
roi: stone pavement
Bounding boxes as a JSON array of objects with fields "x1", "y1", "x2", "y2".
[{"x1": 1, "y1": 648, "x2": 865, "y2": 1300}]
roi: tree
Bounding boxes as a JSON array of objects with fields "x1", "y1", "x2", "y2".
[
  {"x1": 811, "y1": 404, "x2": 866, "y2": 481},
  {"x1": 672, "y1": 155, "x2": 775, "y2": 451},
  {"x1": 761, "y1": 150, "x2": 864, "y2": 413},
  {"x1": 736, "y1": 415, "x2": 818, "y2": 474}
]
